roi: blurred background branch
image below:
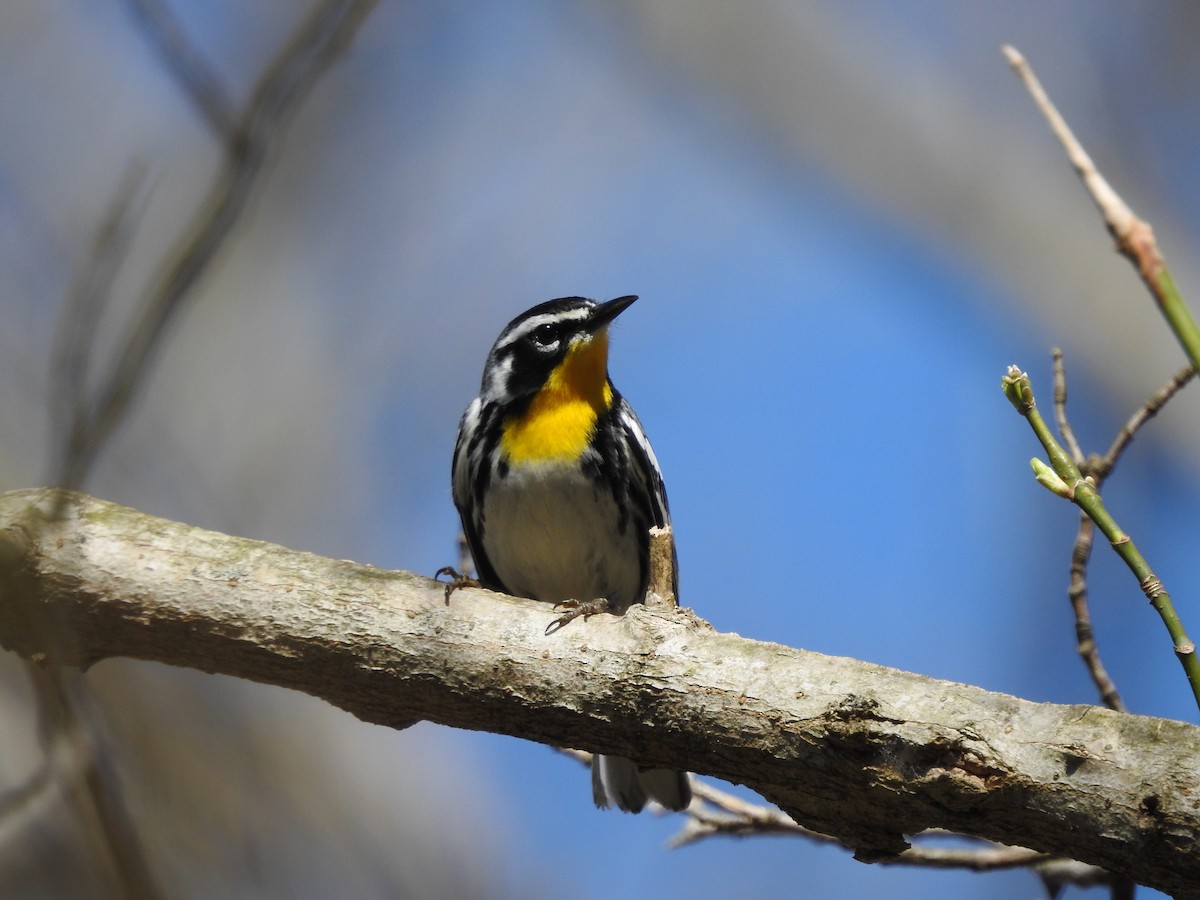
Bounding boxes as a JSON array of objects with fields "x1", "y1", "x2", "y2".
[
  {"x1": 56, "y1": 0, "x2": 379, "y2": 491},
  {"x1": 124, "y1": 0, "x2": 237, "y2": 140},
  {"x1": 19, "y1": 3, "x2": 379, "y2": 897}
]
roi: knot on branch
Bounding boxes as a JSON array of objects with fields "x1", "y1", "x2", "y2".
[{"x1": 1140, "y1": 574, "x2": 1165, "y2": 601}]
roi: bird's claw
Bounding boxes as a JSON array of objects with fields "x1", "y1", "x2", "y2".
[
  {"x1": 434, "y1": 566, "x2": 479, "y2": 605},
  {"x1": 545, "y1": 598, "x2": 612, "y2": 635}
]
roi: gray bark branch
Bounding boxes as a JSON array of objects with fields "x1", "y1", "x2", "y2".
[{"x1": 0, "y1": 489, "x2": 1196, "y2": 897}]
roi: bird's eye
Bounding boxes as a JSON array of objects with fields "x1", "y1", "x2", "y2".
[{"x1": 531, "y1": 323, "x2": 559, "y2": 347}]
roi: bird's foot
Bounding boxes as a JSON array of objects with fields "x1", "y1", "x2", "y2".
[
  {"x1": 434, "y1": 566, "x2": 479, "y2": 605},
  {"x1": 545, "y1": 597, "x2": 612, "y2": 635}
]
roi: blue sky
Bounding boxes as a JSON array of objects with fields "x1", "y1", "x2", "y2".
[{"x1": 3, "y1": 2, "x2": 1199, "y2": 898}]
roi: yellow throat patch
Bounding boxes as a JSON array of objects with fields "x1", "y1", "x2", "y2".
[{"x1": 500, "y1": 330, "x2": 614, "y2": 464}]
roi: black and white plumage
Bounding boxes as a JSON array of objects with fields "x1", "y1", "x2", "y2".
[{"x1": 450, "y1": 295, "x2": 690, "y2": 813}]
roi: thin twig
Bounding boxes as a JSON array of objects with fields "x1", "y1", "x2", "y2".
[
  {"x1": 1051, "y1": 348, "x2": 1085, "y2": 465},
  {"x1": 1052, "y1": 349, "x2": 1125, "y2": 711},
  {"x1": 50, "y1": 164, "x2": 151, "y2": 483},
  {"x1": 686, "y1": 773, "x2": 1115, "y2": 886},
  {"x1": 58, "y1": 0, "x2": 380, "y2": 491},
  {"x1": 560, "y1": 747, "x2": 1111, "y2": 888},
  {"x1": 1067, "y1": 514, "x2": 1126, "y2": 712},
  {"x1": 1004, "y1": 45, "x2": 1200, "y2": 373},
  {"x1": 27, "y1": 665, "x2": 165, "y2": 900},
  {"x1": 674, "y1": 777, "x2": 837, "y2": 847},
  {"x1": 1097, "y1": 363, "x2": 1195, "y2": 480},
  {"x1": 123, "y1": 0, "x2": 237, "y2": 138}
]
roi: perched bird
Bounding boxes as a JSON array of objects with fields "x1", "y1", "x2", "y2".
[{"x1": 449, "y1": 295, "x2": 691, "y2": 813}]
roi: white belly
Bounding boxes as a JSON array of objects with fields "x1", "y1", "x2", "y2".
[{"x1": 480, "y1": 461, "x2": 641, "y2": 608}]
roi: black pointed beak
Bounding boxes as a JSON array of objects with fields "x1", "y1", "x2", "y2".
[{"x1": 591, "y1": 294, "x2": 638, "y2": 331}]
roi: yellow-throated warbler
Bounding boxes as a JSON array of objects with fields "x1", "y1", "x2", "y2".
[{"x1": 450, "y1": 295, "x2": 691, "y2": 813}]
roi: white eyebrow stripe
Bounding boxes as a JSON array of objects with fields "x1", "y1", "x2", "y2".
[{"x1": 494, "y1": 307, "x2": 592, "y2": 351}]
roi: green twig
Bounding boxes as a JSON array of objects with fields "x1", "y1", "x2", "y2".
[{"x1": 1002, "y1": 366, "x2": 1200, "y2": 715}]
